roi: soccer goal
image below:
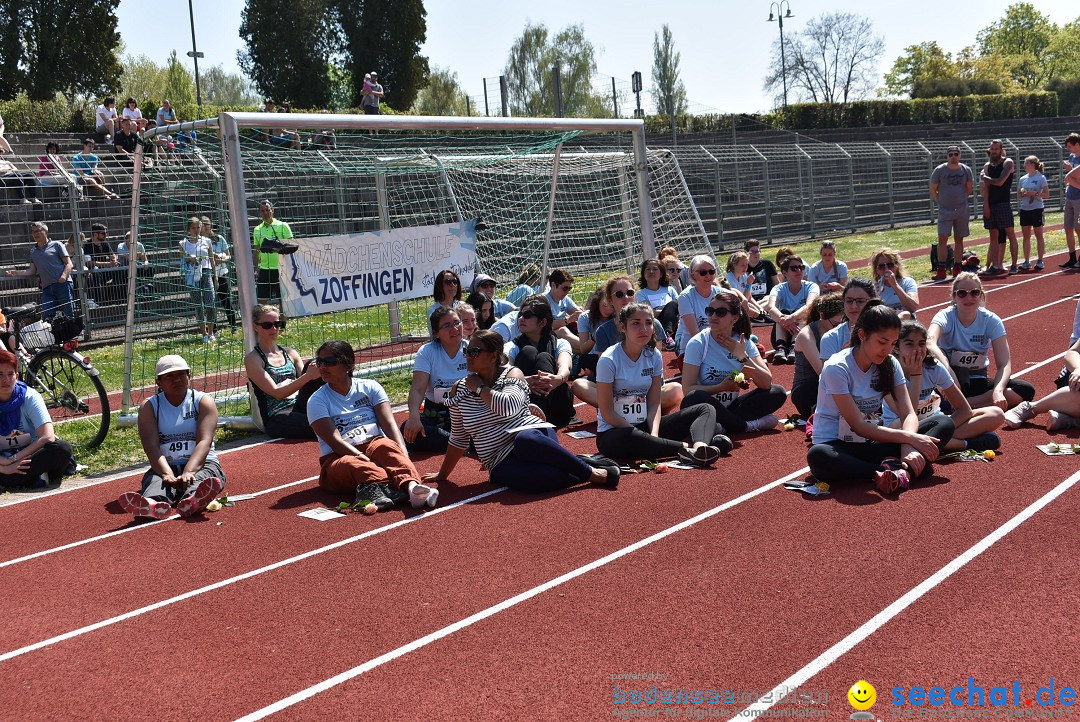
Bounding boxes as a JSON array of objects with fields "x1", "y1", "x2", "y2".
[{"x1": 119, "y1": 113, "x2": 711, "y2": 430}]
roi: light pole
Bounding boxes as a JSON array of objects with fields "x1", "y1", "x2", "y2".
[
  {"x1": 767, "y1": 1, "x2": 794, "y2": 111},
  {"x1": 187, "y1": 0, "x2": 204, "y2": 107}
]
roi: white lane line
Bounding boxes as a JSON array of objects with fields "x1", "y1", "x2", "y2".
[
  {"x1": 232, "y1": 465, "x2": 812, "y2": 722},
  {"x1": 1000, "y1": 293, "x2": 1078, "y2": 323},
  {"x1": 918, "y1": 268, "x2": 1067, "y2": 314},
  {"x1": 0, "y1": 477, "x2": 318, "y2": 569},
  {"x1": 0, "y1": 485, "x2": 509, "y2": 664},
  {"x1": 1014, "y1": 352, "x2": 1067, "y2": 378},
  {"x1": 739, "y1": 467, "x2": 1080, "y2": 719}
]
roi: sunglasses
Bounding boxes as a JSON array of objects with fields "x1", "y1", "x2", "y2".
[
  {"x1": 876, "y1": 262, "x2": 896, "y2": 270},
  {"x1": 785, "y1": 265, "x2": 805, "y2": 272},
  {"x1": 478, "y1": 281, "x2": 497, "y2": 288},
  {"x1": 667, "y1": 267, "x2": 680, "y2": 274},
  {"x1": 954, "y1": 288, "x2": 983, "y2": 299},
  {"x1": 444, "y1": 278, "x2": 459, "y2": 285},
  {"x1": 255, "y1": 320, "x2": 286, "y2": 330},
  {"x1": 748, "y1": 249, "x2": 761, "y2": 254},
  {"x1": 704, "y1": 306, "x2": 740, "y2": 318},
  {"x1": 315, "y1": 356, "x2": 342, "y2": 367},
  {"x1": 519, "y1": 311, "x2": 537, "y2": 320},
  {"x1": 613, "y1": 289, "x2": 635, "y2": 299},
  {"x1": 696, "y1": 269, "x2": 716, "y2": 276},
  {"x1": 947, "y1": 152, "x2": 960, "y2": 157},
  {"x1": 464, "y1": 346, "x2": 487, "y2": 358},
  {"x1": 560, "y1": 285, "x2": 573, "y2": 292}
]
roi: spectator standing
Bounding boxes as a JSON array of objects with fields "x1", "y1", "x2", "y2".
[
  {"x1": 0, "y1": 156, "x2": 41, "y2": 205},
  {"x1": 930, "y1": 146, "x2": 974, "y2": 280},
  {"x1": 71, "y1": 139, "x2": 119, "y2": 200},
  {"x1": 252, "y1": 200, "x2": 294, "y2": 303},
  {"x1": 363, "y1": 72, "x2": 384, "y2": 114},
  {"x1": 202, "y1": 216, "x2": 236, "y2": 330},
  {"x1": 1060, "y1": 133, "x2": 1080, "y2": 269},
  {"x1": 180, "y1": 216, "x2": 216, "y2": 342},
  {"x1": 95, "y1": 97, "x2": 117, "y2": 140},
  {"x1": 1017, "y1": 155, "x2": 1049, "y2": 271},
  {"x1": 5, "y1": 222, "x2": 74, "y2": 320},
  {"x1": 979, "y1": 140, "x2": 1017, "y2": 276}
]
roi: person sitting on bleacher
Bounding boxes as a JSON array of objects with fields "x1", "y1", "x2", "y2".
[
  {"x1": 71, "y1": 139, "x2": 119, "y2": 200},
  {"x1": 37, "y1": 142, "x2": 78, "y2": 197},
  {"x1": 84, "y1": 223, "x2": 121, "y2": 306},
  {"x1": 0, "y1": 156, "x2": 42, "y2": 205},
  {"x1": 0, "y1": 348, "x2": 75, "y2": 490},
  {"x1": 113, "y1": 118, "x2": 142, "y2": 160}
]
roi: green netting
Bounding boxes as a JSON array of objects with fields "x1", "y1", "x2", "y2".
[{"x1": 123, "y1": 120, "x2": 707, "y2": 425}]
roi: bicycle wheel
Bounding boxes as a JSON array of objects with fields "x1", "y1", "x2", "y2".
[{"x1": 26, "y1": 349, "x2": 111, "y2": 451}]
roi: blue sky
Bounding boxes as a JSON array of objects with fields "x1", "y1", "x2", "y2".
[{"x1": 117, "y1": 0, "x2": 1078, "y2": 114}]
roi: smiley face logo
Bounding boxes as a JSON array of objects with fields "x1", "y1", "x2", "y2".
[{"x1": 848, "y1": 680, "x2": 877, "y2": 711}]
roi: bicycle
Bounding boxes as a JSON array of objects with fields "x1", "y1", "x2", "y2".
[{"x1": 1, "y1": 302, "x2": 110, "y2": 451}]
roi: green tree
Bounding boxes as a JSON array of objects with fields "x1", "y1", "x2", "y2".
[
  {"x1": 326, "y1": 64, "x2": 353, "y2": 110},
  {"x1": 201, "y1": 65, "x2": 260, "y2": 106},
  {"x1": 881, "y1": 42, "x2": 952, "y2": 98},
  {"x1": 410, "y1": 65, "x2": 470, "y2": 116},
  {"x1": 163, "y1": 51, "x2": 195, "y2": 107},
  {"x1": 18, "y1": 0, "x2": 122, "y2": 100},
  {"x1": 333, "y1": 0, "x2": 429, "y2": 110},
  {"x1": 651, "y1": 24, "x2": 686, "y2": 116},
  {"x1": 238, "y1": 0, "x2": 338, "y2": 107},
  {"x1": 976, "y1": 2, "x2": 1058, "y2": 88},
  {"x1": 120, "y1": 54, "x2": 168, "y2": 108},
  {"x1": 504, "y1": 21, "x2": 608, "y2": 117},
  {"x1": 0, "y1": 1, "x2": 22, "y2": 100}
]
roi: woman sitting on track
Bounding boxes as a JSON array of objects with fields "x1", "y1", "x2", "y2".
[
  {"x1": 638, "y1": 258, "x2": 679, "y2": 348},
  {"x1": 675, "y1": 255, "x2": 721, "y2": 353},
  {"x1": 596, "y1": 302, "x2": 725, "y2": 466},
  {"x1": 723, "y1": 250, "x2": 765, "y2": 320},
  {"x1": 818, "y1": 278, "x2": 878, "y2": 364},
  {"x1": 573, "y1": 287, "x2": 610, "y2": 358},
  {"x1": 0, "y1": 349, "x2": 73, "y2": 490},
  {"x1": 507, "y1": 295, "x2": 575, "y2": 427},
  {"x1": 790, "y1": 292, "x2": 846, "y2": 419},
  {"x1": 244, "y1": 304, "x2": 322, "y2": 439},
  {"x1": 886, "y1": 320, "x2": 1004, "y2": 452},
  {"x1": 543, "y1": 267, "x2": 582, "y2": 332},
  {"x1": 307, "y1": 340, "x2": 436, "y2": 511},
  {"x1": 681, "y1": 288, "x2": 787, "y2": 437},
  {"x1": 401, "y1": 306, "x2": 469, "y2": 453},
  {"x1": 457, "y1": 303, "x2": 478, "y2": 341},
  {"x1": 120, "y1": 354, "x2": 224, "y2": 518},
  {"x1": 426, "y1": 269, "x2": 463, "y2": 322},
  {"x1": 871, "y1": 248, "x2": 919, "y2": 318},
  {"x1": 928, "y1": 272, "x2": 1035, "y2": 411},
  {"x1": 807, "y1": 240, "x2": 849, "y2": 293},
  {"x1": 807, "y1": 305, "x2": 954, "y2": 493},
  {"x1": 465, "y1": 290, "x2": 496, "y2": 331},
  {"x1": 1004, "y1": 336, "x2": 1080, "y2": 431},
  {"x1": 427, "y1": 329, "x2": 618, "y2": 492},
  {"x1": 764, "y1": 254, "x2": 819, "y2": 364}
]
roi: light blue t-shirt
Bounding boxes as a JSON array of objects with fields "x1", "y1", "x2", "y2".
[
  {"x1": 683, "y1": 329, "x2": 762, "y2": 387},
  {"x1": 676, "y1": 286, "x2": 716, "y2": 351},
  {"x1": 819, "y1": 322, "x2": 852, "y2": 361},
  {"x1": 505, "y1": 284, "x2": 537, "y2": 308},
  {"x1": 505, "y1": 336, "x2": 572, "y2": 363},
  {"x1": 413, "y1": 340, "x2": 468, "y2": 404},
  {"x1": 426, "y1": 300, "x2": 463, "y2": 323},
  {"x1": 877, "y1": 276, "x2": 918, "y2": 311},
  {"x1": 808, "y1": 260, "x2": 848, "y2": 288},
  {"x1": 1018, "y1": 172, "x2": 1048, "y2": 211},
  {"x1": 590, "y1": 317, "x2": 666, "y2": 358},
  {"x1": 812, "y1": 349, "x2": 906, "y2": 444},
  {"x1": 930, "y1": 306, "x2": 1006, "y2": 374},
  {"x1": 882, "y1": 362, "x2": 954, "y2": 426},
  {"x1": 638, "y1": 285, "x2": 678, "y2": 310},
  {"x1": 492, "y1": 298, "x2": 515, "y2": 317},
  {"x1": 307, "y1": 379, "x2": 390, "y2": 456},
  {"x1": 544, "y1": 291, "x2": 579, "y2": 320},
  {"x1": 769, "y1": 280, "x2": 819, "y2": 311},
  {"x1": 595, "y1": 344, "x2": 664, "y2": 433},
  {"x1": 577, "y1": 310, "x2": 596, "y2": 338},
  {"x1": 491, "y1": 310, "x2": 519, "y2": 342},
  {"x1": 0, "y1": 386, "x2": 52, "y2": 452},
  {"x1": 725, "y1": 272, "x2": 752, "y2": 296}
]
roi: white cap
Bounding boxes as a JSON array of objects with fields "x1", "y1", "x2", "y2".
[{"x1": 155, "y1": 354, "x2": 190, "y2": 376}]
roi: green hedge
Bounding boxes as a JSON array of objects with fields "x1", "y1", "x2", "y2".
[
  {"x1": 0, "y1": 94, "x2": 397, "y2": 134},
  {"x1": 779, "y1": 92, "x2": 1059, "y2": 130}
]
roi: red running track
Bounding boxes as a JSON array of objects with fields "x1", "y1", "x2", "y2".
[{"x1": 0, "y1": 265, "x2": 1076, "y2": 720}]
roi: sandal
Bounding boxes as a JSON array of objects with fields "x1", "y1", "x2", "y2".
[{"x1": 874, "y1": 458, "x2": 911, "y2": 495}]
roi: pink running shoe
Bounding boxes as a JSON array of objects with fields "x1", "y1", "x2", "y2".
[
  {"x1": 176, "y1": 476, "x2": 225, "y2": 518},
  {"x1": 119, "y1": 492, "x2": 171, "y2": 520}
]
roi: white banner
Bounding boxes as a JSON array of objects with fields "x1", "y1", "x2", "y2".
[{"x1": 279, "y1": 219, "x2": 478, "y2": 318}]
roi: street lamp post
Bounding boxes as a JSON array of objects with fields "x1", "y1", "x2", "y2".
[
  {"x1": 767, "y1": 1, "x2": 794, "y2": 111},
  {"x1": 187, "y1": 0, "x2": 204, "y2": 107}
]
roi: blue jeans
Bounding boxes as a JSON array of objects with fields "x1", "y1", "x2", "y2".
[{"x1": 41, "y1": 281, "x2": 74, "y2": 320}]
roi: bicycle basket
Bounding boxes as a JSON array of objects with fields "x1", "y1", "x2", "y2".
[
  {"x1": 20, "y1": 320, "x2": 53, "y2": 351},
  {"x1": 49, "y1": 314, "x2": 84, "y2": 345}
]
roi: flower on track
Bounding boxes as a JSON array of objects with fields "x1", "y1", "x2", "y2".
[
  {"x1": 983, "y1": 450, "x2": 995, "y2": 460},
  {"x1": 362, "y1": 503, "x2": 378, "y2": 515},
  {"x1": 205, "y1": 500, "x2": 222, "y2": 512}
]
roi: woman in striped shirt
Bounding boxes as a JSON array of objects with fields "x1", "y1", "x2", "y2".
[{"x1": 427, "y1": 330, "x2": 618, "y2": 492}]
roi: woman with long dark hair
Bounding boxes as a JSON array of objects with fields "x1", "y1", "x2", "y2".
[
  {"x1": 401, "y1": 306, "x2": 469, "y2": 453},
  {"x1": 507, "y1": 295, "x2": 574, "y2": 427}
]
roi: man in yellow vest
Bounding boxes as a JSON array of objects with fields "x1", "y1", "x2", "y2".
[{"x1": 252, "y1": 199, "x2": 297, "y2": 303}]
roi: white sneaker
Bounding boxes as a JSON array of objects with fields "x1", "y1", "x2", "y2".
[
  {"x1": 1048, "y1": 410, "x2": 1080, "y2": 432},
  {"x1": 1003, "y1": 401, "x2": 1036, "y2": 428},
  {"x1": 744, "y1": 414, "x2": 779, "y2": 432},
  {"x1": 408, "y1": 480, "x2": 438, "y2": 508},
  {"x1": 86, "y1": 298, "x2": 99, "y2": 309}
]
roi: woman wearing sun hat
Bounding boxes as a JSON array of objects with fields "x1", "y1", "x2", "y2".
[{"x1": 120, "y1": 354, "x2": 225, "y2": 519}]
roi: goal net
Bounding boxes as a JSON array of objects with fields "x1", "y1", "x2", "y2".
[{"x1": 120, "y1": 114, "x2": 709, "y2": 428}]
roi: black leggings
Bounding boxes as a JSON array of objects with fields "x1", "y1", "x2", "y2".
[
  {"x1": 596, "y1": 403, "x2": 716, "y2": 460},
  {"x1": 0, "y1": 439, "x2": 73, "y2": 489},
  {"x1": 513, "y1": 345, "x2": 574, "y2": 427},
  {"x1": 656, "y1": 300, "x2": 680, "y2": 336},
  {"x1": 401, "y1": 406, "x2": 451, "y2": 453},
  {"x1": 790, "y1": 377, "x2": 819, "y2": 419},
  {"x1": 258, "y1": 371, "x2": 322, "y2": 439},
  {"x1": 953, "y1": 371, "x2": 1036, "y2": 402},
  {"x1": 682, "y1": 385, "x2": 788, "y2": 434},
  {"x1": 806, "y1": 415, "x2": 955, "y2": 484},
  {"x1": 216, "y1": 274, "x2": 236, "y2": 327},
  {"x1": 489, "y1": 428, "x2": 593, "y2": 493}
]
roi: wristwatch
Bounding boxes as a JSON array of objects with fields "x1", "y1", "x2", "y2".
[{"x1": 737, "y1": 356, "x2": 750, "y2": 364}]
